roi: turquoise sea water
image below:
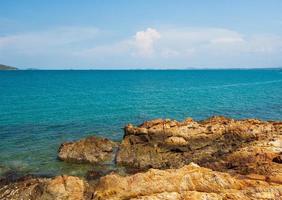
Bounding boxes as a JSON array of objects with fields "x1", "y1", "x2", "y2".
[{"x1": 0, "y1": 69, "x2": 281, "y2": 176}]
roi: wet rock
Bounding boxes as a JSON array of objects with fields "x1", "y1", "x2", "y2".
[
  {"x1": 58, "y1": 136, "x2": 118, "y2": 164},
  {"x1": 116, "y1": 116, "x2": 280, "y2": 171},
  {"x1": 86, "y1": 168, "x2": 118, "y2": 181},
  {"x1": 86, "y1": 170, "x2": 104, "y2": 181},
  {"x1": 0, "y1": 170, "x2": 23, "y2": 186},
  {"x1": 94, "y1": 163, "x2": 282, "y2": 200}
]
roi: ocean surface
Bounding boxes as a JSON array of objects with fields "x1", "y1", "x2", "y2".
[{"x1": 0, "y1": 69, "x2": 281, "y2": 177}]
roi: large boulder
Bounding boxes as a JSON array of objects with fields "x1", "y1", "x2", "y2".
[
  {"x1": 94, "y1": 163, "x2": 282, "y2": 200},
  {"x1": 116, "y1": 116, "x2": 281, "y2": 171},
  {"x1": 58, "y1": 136, "x2": 118, "y2": 164}
]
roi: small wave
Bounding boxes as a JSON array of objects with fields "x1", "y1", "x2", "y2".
[{"x1": 193, "y1": 79, "x2": 282, "y2": 90}]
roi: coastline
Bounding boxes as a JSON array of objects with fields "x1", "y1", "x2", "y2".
[{"x1": 1, "y1": 116, "x2": 281, "y2": 199}]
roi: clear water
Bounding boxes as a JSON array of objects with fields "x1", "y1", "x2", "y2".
[{"x1": 0, "y1": 69, "x2": 281, "y2": 176}]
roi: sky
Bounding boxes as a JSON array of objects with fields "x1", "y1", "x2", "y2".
[{"x1": 0, "y1": 0, "x2": 282, "y2": 69}]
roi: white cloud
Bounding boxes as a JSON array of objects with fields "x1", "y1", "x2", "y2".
[
  {"x1": 0, "y1": 26, "x2": 282, "y2": 68},
  {"x1": 133, "y1": 28, "x2": 161, "y2": 57},
  {"x1": 210, "y1": 37, "x2": 244, "y2": 44},
  {"x1": 246, "y1": 35, "x2": 282, "y2": 53},
  {"x1": 160, "y1": 48, "x2": 180, "y2": 58}
]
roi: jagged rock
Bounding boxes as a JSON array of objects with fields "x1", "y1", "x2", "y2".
[
  {"x1": 0, "y1": 175, "x2": 89, "y2": 200},
  {"x1": 116, "y1": 116, "x2": 281, "y2": 171},
  {"x1": 58, "y1": 136, "x2": 118, "y2": 164},
  {"x1": 94, "y1": 163, "x2": 282, "y2": 200}
]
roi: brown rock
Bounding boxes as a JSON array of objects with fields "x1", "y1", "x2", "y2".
[
  {"x1": 94, "y1": 163, "x2": 282, "y2": 200},
  {"x1": 58, "y1": 136, "x2": 118, "y2": 164},
  {"x1": 0, "y1": 177, "x2": 46, "y2": 200},
  {"x1": 116, "y1": 116, "x2": 280, "y2": 172},
  {"x1": 0, "y1": 175, "x2": 89, "y2": 200},
  {"x1": 206, "y1": 136, "x2": 282, "y2": 177},
  {"x1": 40, "y1": 175, "x2": 88, "y2": 200}
]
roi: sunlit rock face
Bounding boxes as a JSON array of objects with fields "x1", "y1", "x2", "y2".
[
  {"x1": 116, "y1": 116, "x2": 281, "y2": 172},
  {"x1": 58, "y1": 136, "x2": 118, "y2": 164},
  {"x1": 94, "y1": 163, "x2": 282, "y2": 200},
  {"x1": 2, "y1": 164, "x2": 282, "y2": 200}
]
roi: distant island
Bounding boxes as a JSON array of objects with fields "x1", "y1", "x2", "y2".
[{"x1": 0, "y1": 64, "x2": 18, "y2": 70}]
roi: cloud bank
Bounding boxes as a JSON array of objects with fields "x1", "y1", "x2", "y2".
[{"x1": 0, "y1": 26, "x2": 282, "y2": 69}]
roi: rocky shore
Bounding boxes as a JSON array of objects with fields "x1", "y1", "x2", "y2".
[{"x1": 1, "y1": 116, "x2": 281, "y2": 199}]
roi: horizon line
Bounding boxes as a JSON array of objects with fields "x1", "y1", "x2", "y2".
[{"x1": 16, "y1": 66, "x2": 282, "y2": 70}]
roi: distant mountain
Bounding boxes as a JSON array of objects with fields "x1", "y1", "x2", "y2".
[{"x1": 0, "y1": 64, "x2": 18, "y2": 70}]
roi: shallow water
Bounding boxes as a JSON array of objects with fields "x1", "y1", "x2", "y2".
[{"x1": 0, "y1": 69, "x2": 281, "y2": 176}]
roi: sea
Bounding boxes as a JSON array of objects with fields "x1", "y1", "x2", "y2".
[{"x1": 0, "y1": 69, "x2": 281, "y2": 177}]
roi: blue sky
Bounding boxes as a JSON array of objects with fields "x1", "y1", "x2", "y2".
[{"x1": 0, "y1": 0, "x2": 282, "y2": 69}]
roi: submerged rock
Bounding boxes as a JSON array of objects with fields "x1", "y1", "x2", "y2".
[
  {"x1": 94, "y1": 163, "x2": 282, "y2": 200},
  {"x1": 58, "y1": 136, "x2": 118, "y2": 164},
  {"x1": 116, "y1": 116, "x2": 281, "y2": 172},
  {"x1": 86, "y1": 168, "x2": 118, "y2": 181}
]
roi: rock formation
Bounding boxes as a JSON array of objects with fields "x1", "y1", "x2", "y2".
[
  {"x1": 117, "y1": 116, "x2": 281, "y2": 173},
  {"x1": 58, "y1": 136, "x2": 118, "y2": 164},
  {"x1": 94, "y1": 163, "x2": 282, "y2": 200}
]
